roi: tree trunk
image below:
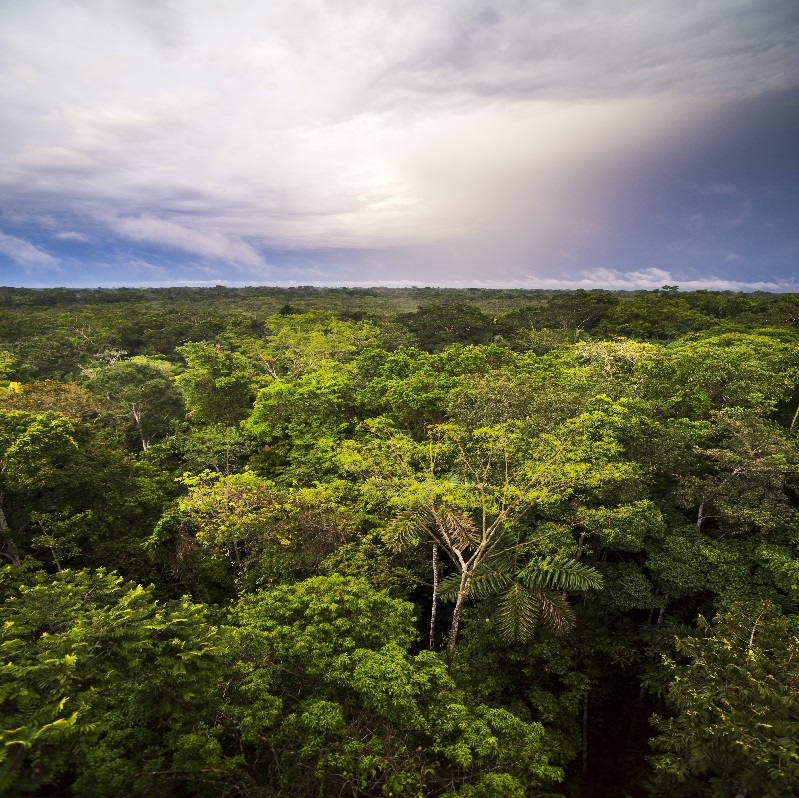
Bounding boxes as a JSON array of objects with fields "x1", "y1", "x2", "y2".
[
  {"x1": 429, "y1": 543, "x2": 438, "y2": 650},
  {"x1": 131, "y1": 404, "x2": 148, "y2": 450},
  {"x1": 446, "y1": 570, "x2": 471, "y2": 666}
]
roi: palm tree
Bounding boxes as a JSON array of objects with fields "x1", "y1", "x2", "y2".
[
  {"x1": 439, "y1": 537, "x2": 602, "y2": 644},
  {"x1": 387, "y1": 504, "x2": 602, "y2": 664},
  {"x1": 382, "y1": 409, "x2": 625, "y2": 664}
]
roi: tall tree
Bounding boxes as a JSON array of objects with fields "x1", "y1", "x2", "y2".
[
  {"x1": 86, "y1": 356, "x2": 184, "y2": 450},
  {"x1": 0, "y1": 567, "x2": 227, "y2": 796},
  {"x1": 347, "y1": 398, "x2": 632, "y2": 663},
  {"x1": 0, "y1": 411, "x2": 82, "y2": 565},
  {"x1": 176, "y1": 342, "x2": 257, "y2": 426}
]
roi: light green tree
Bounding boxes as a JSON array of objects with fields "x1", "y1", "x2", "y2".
[
  {"x1": 228, "y1": 574, "x2": 563, "y2": 796},
  {"x1": 0, "y1": 567, "x2": 228, "y2": 796},
  {"x1": 0, "y1": 410, "x2": 82, "y2": 565},
  {"x1": 344, "y1": 398, "x2": 636, "y2": 663},
  {"x1": 175, "y1": 342, "x2": 257, "y2": 426},
  {"x1": 175, "y1": 471, "x2": 355, "y2": 590}
]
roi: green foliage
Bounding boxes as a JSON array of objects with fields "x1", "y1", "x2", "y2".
[
  {"x1": 251, "y1": 310, "x2": 378, "y2": 377},
  {"x1": 318, "y1": 536, "x2": 418, "y2": 596},
  {"x1": 0, "y1": 408, "x2": 171, "y2": 577},
  {"x1": 229, "y1": 575, "x2": 563, "y2": 796},
  {"x1": 174, "y1": 472, "x2": 357, "y2": 593},
  {"x1": 400, "y1": 303, "x2": 498, "y2": 351},
  {"x1": 0, "y1": 379, "x2": 106, "y2": 420},
  {"x1": 244, "y1": 363, "x2": 355, "y2": 480},
  {"x1": 444, "y1": 552, "x2": 603, "y2": 643},
  {"x1": 85, "y1": 355, "x2": 184, "y2": 450},
  {"x1": 0, "y1": 350, "x2": 17, "y2": 382},
  {"x1": 1, "y1": 287, "x2": 799, "y2": 796},
  {"x1": 594, "y1": 294, "x2": 715, "y2": 340},
  {"x1": 176, "y1": 341, "x2": 258, "y2": 425},
  {"x1": 148, "y1": 421, "x2": 253, "y2": 476},
  {"x1": 0, "y1": 410, "x2": 84, "y2": 564},
  {"x1": 0, "y1": 567, "x2": 228, "y2": 796},
  {"x1": 668, "y1": 330, "x2": 799, "y2": 414},
  {"x1": 651, "y1": 603, "x2": 799, "y2": 797},
  {"x1": 356, "y1": 346, "x2": 461, "y2": 433}
]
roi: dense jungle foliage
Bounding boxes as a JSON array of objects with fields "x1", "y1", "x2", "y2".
[{"x1": 1, "y1": 285, "x2": 798, "y2": 797}]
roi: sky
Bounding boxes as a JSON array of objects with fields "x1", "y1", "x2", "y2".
[{"x1": 0, "y1": 0, "x2": 798, "y2": 290}]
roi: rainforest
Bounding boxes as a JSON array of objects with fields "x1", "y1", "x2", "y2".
[{"x1": 1, "y1": 285, "x2": 798, "y2": 797}]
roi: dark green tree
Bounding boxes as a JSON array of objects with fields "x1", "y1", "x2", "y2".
[
  {"x1": 651, "y1": 602, "x2": 799, "y2": 797},
  {"x1": 176, "y1": 342, "x2": 258, "y2": 425}
]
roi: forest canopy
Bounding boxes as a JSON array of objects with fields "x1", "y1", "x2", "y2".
[{"x1": 1, "y1": 286, "x2": 798, "y2": 797}]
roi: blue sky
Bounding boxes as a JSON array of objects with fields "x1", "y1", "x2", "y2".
[{"x1": 0, "y1": 0, "x2": 797, "y2": 290}]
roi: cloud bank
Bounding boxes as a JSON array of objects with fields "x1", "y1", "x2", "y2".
[{"x1": 0, "y1": 0, "x2": 797, "y2": 287}]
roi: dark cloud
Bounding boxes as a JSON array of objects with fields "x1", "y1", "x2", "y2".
[
  {"x1": 370, "y1": 0, "x2": 799, "y2": 103},
  {"x1": 575, "y1": 88, "x2": 799, "y2": 281}
]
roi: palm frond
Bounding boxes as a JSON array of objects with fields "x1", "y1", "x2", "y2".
[
  {"x1": 485, "y1": 552, "x2": 517, "y2": 574},
  {"x1": 439, "y1": 507, "x2": 480, "y2": 550},
  {"x1": 467, "y1": 567, "x2": 514, "y2": 601},
  {"x1": 518, "y1": 555, "x2": 603, "y2": 592},
  {"x1": 437, "y1": 572, "x2": 466, "y2": 603},
  {"x1": 384, "y1": 508, "x2": 429, "y2": 552},
  {"x1": 537, "y1": 589, "x2": 576, "y2": 636},
  {"x1": 483, "y1": 534, "x2": 530, "y2": 572},
  {"x1": 495, "y1": 583, "x2": 540, "y2": 644},
  {"x1": 438, "y1": 562, "x2": 514, "y2": 603}
]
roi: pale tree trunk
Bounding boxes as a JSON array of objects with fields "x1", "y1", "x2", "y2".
[
  {"x1": 697, "y1": 501, "x2": 706, "y2": 529},
  {"x1": 446, "y1": 570, "x2": 472, "y2": 666},
  {"x1": 131, "y1": 404, "x2": 148, "y2": 450},
  {"x1": 429, "y1": 544, "x2": 438, "y2": 650}
]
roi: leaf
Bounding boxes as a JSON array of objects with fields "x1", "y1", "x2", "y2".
[
  {"x1": 438, "y1": 507, "x2": 480, "y2": 550},
  {"x1": 518, "y1": 555, "x2": 603, "y2": 593},
  {"x1": 383, "y1": 508, "x2": 428, "y2": 552},
  {"x1": 466, "y1": 567, "x2": 514, "y2": 601},
  {"x1": 436, "y1": 572, "x2": 465, "y2": 603},
  {"x1": 495, "y1": 583, "x2": 539, "y2": 644},
  {"x1": 537, "y1": 590, "x2": 576, "y2": 636}
]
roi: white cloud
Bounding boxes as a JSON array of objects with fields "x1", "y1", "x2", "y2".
[
  {"x1": 0, "y1": 0, "x2": 796, "y2": 283},
  {"x1": 519, "y1": 267, "x2": 796, "y2": 292},
  {"x1": 0, "y1": 233, "x2": 58, "y2": 267},
  {"x1": 112, "y1": 269, "x2": 797, "y2": 292},
  {"x1": 109, "y1": 216, "x2": 267, "y2": 268},
  {"x1": 56, "y1": 230, "x2": 90, "y2": 241}
]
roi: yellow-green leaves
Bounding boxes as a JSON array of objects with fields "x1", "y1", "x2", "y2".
[
  {"x1": 176, "y1": 472, "x2": 355, "y2": 591},
  {"x1": 0, "y1": 567, "x2": 227, "y2": 795}
]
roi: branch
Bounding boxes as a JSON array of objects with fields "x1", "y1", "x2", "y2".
[{"x1": 748, "y1": 607, "x2": 767, "y2": 653}]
